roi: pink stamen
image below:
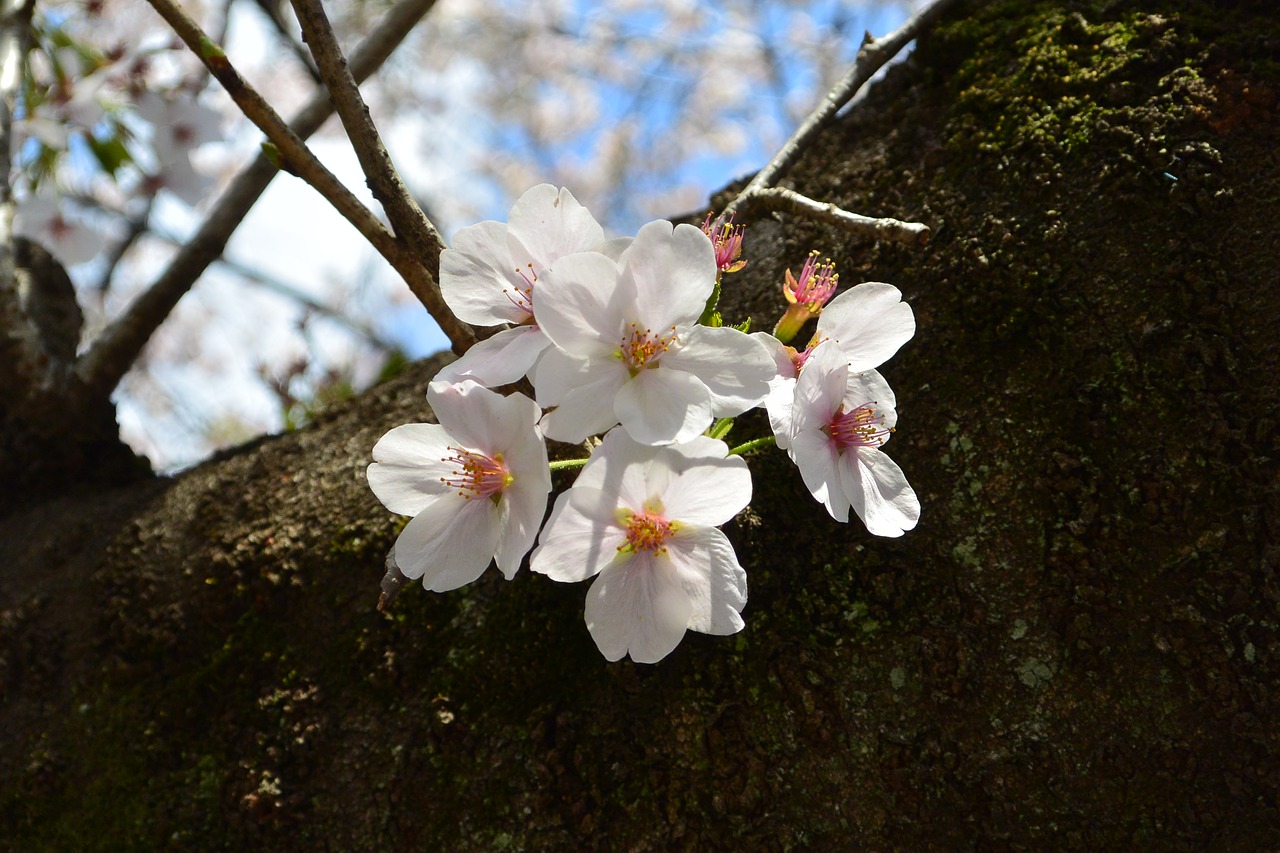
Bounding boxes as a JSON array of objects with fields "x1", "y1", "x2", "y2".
[
  {"x1": 505, "y1": 264, "x2": 536, "y2": 320},
  {"x1": 701, "y1": 213, "x2": 747, "y2": 274},
  {"x1": 824, "y1": 403, "x2": 891, "y2": 450},
  {"x1": 784, "y1": 251, "x2": 838, "y2": 310},
  {"x1": 439, "y1": 447, "x2": 512, "y2": 500}
]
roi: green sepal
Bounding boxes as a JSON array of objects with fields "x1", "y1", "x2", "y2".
[{"x1": 698, "y1": 274, "x2": 722, "y2": 326}]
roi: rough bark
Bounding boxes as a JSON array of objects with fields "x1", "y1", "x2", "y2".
[{"x1": 3, "y1": 0, "x2": 1278, "y2": 847}]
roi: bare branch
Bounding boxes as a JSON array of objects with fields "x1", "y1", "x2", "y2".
[
  {"x1": 142, "y1": 0, "x2": 398, "y2": 257},
  {"x1": 722, "y1": 0, "x2": 963, "y2": 221},
  {"x1": 74, "y1": 0, "x2": 442, "y2": 404},
  {"x1": 748, "y1": 187, "x2": 930, "y2": 246},
  {"x1": 93, "y1": 195, "x2": 155, "y2": 296},
  {"x1": 288, "y1": 0, "x2": 464, "y2": 355}
]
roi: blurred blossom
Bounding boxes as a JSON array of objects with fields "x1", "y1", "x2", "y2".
[{"x1": 14, "y1": 191, "x2": 106, "y2": 267}]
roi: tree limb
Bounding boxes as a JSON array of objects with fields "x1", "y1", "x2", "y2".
[
  {"x1": 288, "y1": 0, "x2": 462, "y2": 353},
  {"x1": 73, "y1": 0, "x2": 444, "y2": 405},
  {"x1": 142, "y1": 0, "x2": 399, "y2": 257}
]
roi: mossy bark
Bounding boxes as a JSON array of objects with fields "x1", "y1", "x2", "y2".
[{"x1": 3, "y1": 0, "x2": 1279, "y2": 847}]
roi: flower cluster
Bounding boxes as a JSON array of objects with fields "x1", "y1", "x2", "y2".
[{"x1": 369, "y1": 185, "x2": 921, "y2": 662}]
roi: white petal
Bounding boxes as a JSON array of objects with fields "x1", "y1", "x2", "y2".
[
  {"x1": 817, "y1": 282, "x2": 915, "y2": 372},
  {"x1": 753, "y1": 331, "x2": 800, "y2": 381},
  {"x1": 368, "y1": 423, "x2": 454, "y2": 515},
  {"x1": 789, "y1": 428, "x2": 850, "y2": 523},
  {"x1": 495, "y1": 482, "x2": 546, "y2": 579},
  {"x1": 662, "y1": 326, "x2": 774, "y2": 415},
  {"x1": 614, "y1": 367, "x2": 713, "y2": 445},
  {"x1": 618, "y1": 220, "x2": 715, "y2": 332},
  {"x1": 530, "y1": 486, "x2": 625, "y2": 582},
  {"x1": 506, "y1": 184, "x2": 605, "y2": 268},
  {"x1": 494, "y1": 421, "x2": 552, "y2": 579},
  {"x1": 433, "y1": 326, "x2": 552, "y2": 388},
  {"x1": 537, "y1": 361, "x2": 629, "y2": 443},
  {"x1": 658, "y1": 453, "x2": 752, "y2": 527},
  {"x1": 790, "y1": 340, "x2": 847, "y2": 436},
  {"x1": 584, "y1": 553, "x2": 693, "y2": 663},
  {"x1": 596, "y1": 236, "x2": 633, "y2": 260},
  {"x1": 668, "y1": 526, "x2": 747, "y2": 636},
  {"x1": 841, "y1": 448, "x2": 921, "y2": 538},
  {"x1": 845, "y1": 368, "x2": 899, "y2": 432},
  {"x1": 763, "y1": 378, "x2": 798, "y2": 450},
  {"x1": 426, "y1": 380, "x2": 538, "y2": 457},
  {"x1": 441, "y1": 220, "x2": 529, "y2": 326},
  {"x1": 394, "y1": 495, "x2": 502, "y2": 591},
  {"x1": 570, "y1": 428, "x2": 667, "y2": 512},
  {"x1": 535, "y1": 251, "x2": 626, "y2": 356}
]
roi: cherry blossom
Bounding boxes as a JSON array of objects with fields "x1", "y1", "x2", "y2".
[
  {"x1": 700, "y1": 213, "x2": 746, "y2": 274},
  {"x1": 14, "y1": 191, "x2": 106, "y2": 266},
  {"x1": 760, "y1": 281, "x2": 916, "y2": 448},
  {"x1": 532, "y1": 219, "x2": 774, "y2": 445},
  {"x1": 134, "y1": 91, "x2": 223, "y2": 206},
  {"x1": 530, "y1": 430, "x2": 750, "y2": 663},
  {"x1": 786, "y1": 341, "x2": 919, "y2": 537},
  {"x1": 367, "y1": 380, "x2": 551, "y2": 591},
  {"x1": 774, "y1": 251, "x2": 839, "y2": 343},
  {"x1": 435, "y1": 184, "x2": 611, "y2": 387}
]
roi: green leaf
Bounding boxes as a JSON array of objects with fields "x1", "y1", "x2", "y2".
[{"x1": 87, "y1": 135, "x2": 132, "y2": 176}]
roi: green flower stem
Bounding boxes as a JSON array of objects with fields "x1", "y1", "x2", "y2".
[
  {"x1": 708, "y1": 417, "x2": 735, "y2": 441},
  {"x1": 549, "y1": 458, "x2": 589, "y2": 472},
  {"x1": 727, "y1": 435, "x2": 777, "y2": 456}
]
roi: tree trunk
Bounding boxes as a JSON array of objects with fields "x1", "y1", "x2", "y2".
[{"x1": 3, "y1": 0, "x2": 1278, "y2": 847}]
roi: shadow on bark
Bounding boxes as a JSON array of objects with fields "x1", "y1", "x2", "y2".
[{"x1": 2, "y1": 0, "x2": 1278, "y2": 847}]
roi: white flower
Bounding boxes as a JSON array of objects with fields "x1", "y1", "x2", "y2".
[
  {"x1": 787, "y1": 341, "x2": 920, "y2": 537},
  {"x1": 135, "y1": 92, "x2": 222, "y2": 206},
  {"x1": 436, "y1": 184, "x2": 612, "y2": 387},
  {"x1": 530, "y1": 430, "x2": 751, "y2": 664},
  {"x1": 533, "y1": 219, "x2": 774, "y2": 445},
  {"x1": 14, "y1": 191, "x2": 105, "y2": 266},
  {"x1": 367, "y1": 380, "x2": 551, "y2": 591},
  {"x1": 760, "y1": 281, "x2": 915, "y2": 447}
]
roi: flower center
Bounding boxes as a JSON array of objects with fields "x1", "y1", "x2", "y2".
[
  {"x1": 619, "y1": 506, "x2": 677, "y2": 555},
  {"x1": 440, "y1": 447, "x2": 513, "y2": 501},
  {"x1": 617, "y1": 323, "x2": 677, "y2": 372},
  {"x1": 823, "y1": 403, "x2": 891, "y2": 451},
  {"x1": 505, "y1": 263, "x2": 536, "y2": 322}
]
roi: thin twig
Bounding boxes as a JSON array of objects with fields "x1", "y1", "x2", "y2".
[
  {"x1": 752, "y1": 186, "x2": 929, "y2": 246},
  {"x1": 93, "y1": 194, "x2": 155, "y2": 296},
  {"x1": 289, "y1": 0, "x2": 462, "y2": 351},
  {"x1": 722, "y1": 0, "x2": 963, "y2": 221},
  {"x1": 142, "y1": 0, "x2": 398, "y2": 256},
  {"x1": 74, "y1": 0, "x2": 441, "y2": 403}
]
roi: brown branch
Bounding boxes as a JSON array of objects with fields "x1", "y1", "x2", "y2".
[
  {"x1": 288, "y1": 0, "x2": 468, "y2": 355},
  {"x1": 73, "y1": 0, "x2": 442, "y2": 404},
  {"x1": 748, "y1": 187, "x2": 930, "y2": 246},
  {"x1": 142, "y1": 0, "x2": 397, "y2": 256},
  {"x1": 721, "y1": 0, "x2": 963, "y2": 223}
]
